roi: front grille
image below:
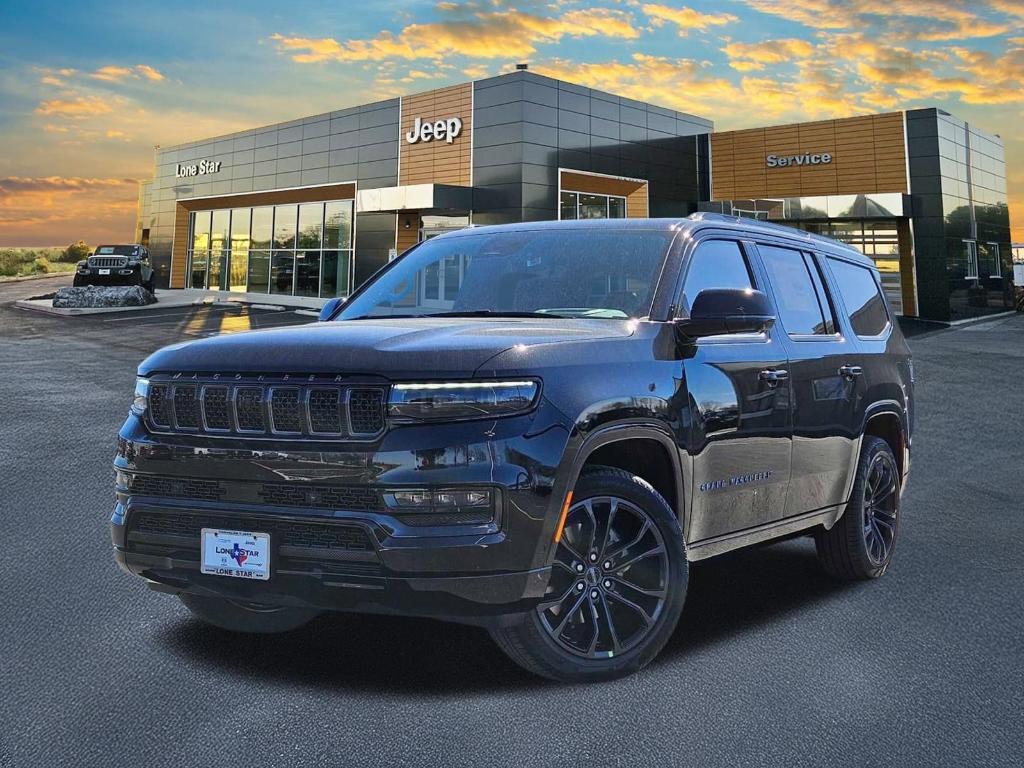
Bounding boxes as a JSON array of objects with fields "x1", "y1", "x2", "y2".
[
  {"x1": 349, "y1": 389, "x2": 386, "y2": 435},
  {"x1": 396, "y1": 511, "x2": 495, "y2": 527},
  {"x1": 144, "y1": 376, "x2": 387, "y2": 440},
  {"x1": 259, "y1": 483, "x2": 382, "y2": 512},
  {"x1": 89, "y1": 256, "x2": 128, "y2": 269},
  {"x1": 129, "y1": 475, "x2": 226, "y2": 501},
  {"x1": 130, "y1": 511, "x2": 374, "y2": 552}
]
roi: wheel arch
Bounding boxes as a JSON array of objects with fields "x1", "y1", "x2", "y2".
[
  {"x1": 562, "y1": 423, "x2": 686, "y2": 527},
  {"x1": 862, "y1": 405, "x2": 907, "y2": 479}
]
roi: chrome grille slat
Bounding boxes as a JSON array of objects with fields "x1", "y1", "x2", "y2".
[
  {"x1": 88, "y1": 256, "x2": 128, "y2": 269},
  {"x1": 145, "y1": 377, "x2": 386, "y2": 440}
]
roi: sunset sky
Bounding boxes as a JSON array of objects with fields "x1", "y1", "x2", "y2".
[{"x1": 0, "y1": 0, "x2": 1021, "y2": 246}]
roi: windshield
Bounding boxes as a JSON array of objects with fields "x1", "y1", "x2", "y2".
[
  {"x1": 95, "y1": 245, "x2": 138, "y2": 256},
  {"x1": 339, "y1": 228, "x2": 674, "y2": 320}
]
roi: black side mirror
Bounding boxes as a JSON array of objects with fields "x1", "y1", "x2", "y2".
[
  {"x1": 675, "y1": 288, "x2": 775, "y2": 339},
  {"x1": 318, "y1": 296, "x2": 345, "y2": 322}
]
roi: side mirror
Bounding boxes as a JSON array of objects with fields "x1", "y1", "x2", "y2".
[
  {"x1": 318, "y1": 296, "x2": 345, "y2": 322},
  {"x1": 675, "y1": 288, "x2": 775, "y2": 339}
]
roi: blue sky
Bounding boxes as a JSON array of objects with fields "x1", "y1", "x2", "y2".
[{"x1": 0, "y1": 0, "x2": 1021, "y2": 245}]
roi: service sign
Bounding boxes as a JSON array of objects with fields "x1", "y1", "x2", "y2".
[{"x1": 766, "y1": 152, "x2": 832, "y2": 168}]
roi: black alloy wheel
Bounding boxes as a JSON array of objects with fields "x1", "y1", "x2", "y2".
[
  {"x1": 490, "y1": 466, "x2": 687, "y2": 682},
  {"x1": 815, "y1": 435, "x2": 902, "y2": 580},
  {"x1": 862, "y1": 451, "x2": 899, "y2": 566},
  {"x1": 539, "y1": 495, "x2": 669, "y2": 659}
]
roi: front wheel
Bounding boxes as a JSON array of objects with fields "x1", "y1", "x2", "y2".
[
  {"x1": 490, "y1": 466, "x2": 687, "y2": 683},
  {"x1": 815, "y1": 436, "x2": 901, "y2": 580},
  {"x1": 178, "y1": 593, "x2": 319, "y2": 634}
]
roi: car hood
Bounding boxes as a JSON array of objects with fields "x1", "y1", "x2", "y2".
[{"x1": 139, "y1": 317, "x2": 638, "y2": 378}]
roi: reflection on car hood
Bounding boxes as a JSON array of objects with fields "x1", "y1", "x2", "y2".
[{"x1": 139, "y1": 317, "x2": 638, "y2": 377}]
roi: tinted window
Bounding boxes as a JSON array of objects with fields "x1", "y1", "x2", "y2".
[
  {"x1": 828, "y1": 257, "x2": 889, "y2": 336},
  {"x1": 681, "y1": 240, "x2": 753, "y2": 310},
  {"x1": 759, "y1": 244, "x2": 830, "y2": 335}
]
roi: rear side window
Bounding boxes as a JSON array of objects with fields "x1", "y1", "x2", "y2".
[
  {"x1": 681, "y1": 240, "x2": 753, "y2": 311},
  {"x1": 758, "y1": 244, "x2": 833, "y2": 336},
  {"x1": 828, "y1": 257, "x2": 890, "y2": 337}
]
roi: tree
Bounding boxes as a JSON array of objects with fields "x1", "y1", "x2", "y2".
[{"x1": 64, "y1": 240, "x2": 90, "y2": 261}]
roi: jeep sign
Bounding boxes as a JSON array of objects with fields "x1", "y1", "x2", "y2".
[
  {"x1": 766, "y1": 152, "x2": 832, "y2": 168},
  {"x1": 406, "y1": 116, "x2": 463, "y2": 144}
]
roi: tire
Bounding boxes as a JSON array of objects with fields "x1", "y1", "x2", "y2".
[
  {"x1": 143, "y1": 278, "x2": 155, "y2": 294},
  {"x1": 490, "y1": 466, "x2": 688, "y2": 683},
  {"x1": 815, "y1": 436, "x2": 901, "y2": 580},
  {"x1": 72, "y1": 275, "x2": 84, "y2": 287},
  {"x1": 178, "y1": 593, "x2": 319, "y2": 634}
]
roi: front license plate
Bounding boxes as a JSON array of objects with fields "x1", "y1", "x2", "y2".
[
  {"x1": 201, "y1": 528, "x2": 270, "y2": 580},
  {"x1": 98, "y1": 268, "x2": 110, "y2": 275}
]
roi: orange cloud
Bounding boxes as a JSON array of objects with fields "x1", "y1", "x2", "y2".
[
  {"x1": 723, "y1": 38, "x2": 817, "y2": 71},
  {"x1": 641, "y1": 4, "x2": 738, "y2": 34},
  {"x1": 90, "y1": 64, "x2": 166, "y2": 82},
  {"x1": 271, "y1": 7, "x2": 639, "y2": 63},
  {"x1": 0, "y1": 177, "x2": 139, "y2": 246},
  {"x1": 35, "y1": 95, "x2": 113, "y2": 118}
]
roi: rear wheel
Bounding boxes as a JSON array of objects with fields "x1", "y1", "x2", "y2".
[
  {"x1": 491, "y1": 466, "x2": 687, "y2": 682},
  {"x1": 178, "y1": 593, "x2": 319, "y2": 634},
  {"x1": 815, "y1": 436, "x2": 901, "y2": 580}
]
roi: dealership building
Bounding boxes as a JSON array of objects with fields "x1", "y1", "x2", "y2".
[{"x1": 136, "y1": 69, "x2": 1014, "y2": 322}]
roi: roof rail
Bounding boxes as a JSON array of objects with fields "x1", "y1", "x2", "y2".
[{"x1": 686, "y1": 211, "x2": 862, "y2": 255}]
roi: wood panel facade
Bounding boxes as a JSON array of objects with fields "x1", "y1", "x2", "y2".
[
  {"x1": 560, "y1": 171, "x2": 649, "y2": 218},
  {"x1": 711, "y1": 112, "x2": 908, "y2": 201},
  {"x1": 399, "y1": 84, "x2": 472, "y2": 187},
  {"x1": 169, "y1": 182, "x2": 356, "y2": 289}
]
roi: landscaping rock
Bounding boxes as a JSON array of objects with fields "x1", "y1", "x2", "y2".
[{"x1": 52, "y1": 285, "x2": 157, "y2": 309}]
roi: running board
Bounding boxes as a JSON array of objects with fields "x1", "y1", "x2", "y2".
[{"x1": 686, "y1": 504, "x2": 844, "y2": 561}]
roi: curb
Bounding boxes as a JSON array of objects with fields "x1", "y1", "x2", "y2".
[{"x1": 0, "y1": 271, "x2": 76, "y2": 284}]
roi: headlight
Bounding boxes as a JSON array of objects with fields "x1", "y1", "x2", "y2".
[
  {"x1": 388, "y1": 380, "x2": 539, "y2": 422},
  {"x1": 131, "y1": 377, "x2": 149, "y2": 416}
]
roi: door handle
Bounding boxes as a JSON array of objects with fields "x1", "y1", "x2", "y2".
[
  {"x1": 839, "y1": 365, "x2": 863, "y2": 380},
  {"x1": 759, "y1": 369, "x2": 789, "y2": 386}
]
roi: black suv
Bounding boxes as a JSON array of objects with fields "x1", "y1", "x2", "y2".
[
  {"x1": 112, "y1": 214, "x2": 913, "y2": 682},
  {"x1": 75, "y1": 244, "x2": 155, "y2": 292}
]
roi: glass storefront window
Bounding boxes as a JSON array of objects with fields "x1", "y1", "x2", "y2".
[
  {"x1": 579, "y1": 194, "x2": 607, "y2": 219},
  {"x1": 186, "y1": 199, "x2": 353, "y2": 298},
  {"x1": 320, "y1": 251, "x2": 350, "y2": 298},
  {"x1": 324, "y1": 201, "x2": 353, "y2": 249},
  {"x1": 248, "y1": 251, "x2": 270, "y2": 294},
  {"x1": 209, "y1": 209, "x2": 230, "y2": 290},
  {"x1": 229, "y1": 209, "x2": 251, "y2": 292},
  {"x1": 251, "y1": 207, "x2": 273, "y2": 250},
  {"x1": 295, "y1": 250, "x2": 320, "y2": 297},
  {"x1": 190, "y1": 211, "x2": 211, "y2": 289},
  {"x1": 560, "y1": 191, "x2": 578, "y2": 220},
  {"x1": 271, "y1": 251, "x2": 294, "y2": 294},
  {"x1": 559, "y1": 191, "x2": 626, "y2": 220},
  {"x1": 298, "y1": 203, "x2": 323, "y2": 249},
  {"x1": 274, "y1": 205, "x2": 297, "y2": 249}
]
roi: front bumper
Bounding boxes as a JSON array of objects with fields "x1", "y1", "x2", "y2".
[
  {"x1": 77, "y1": 267, "x2": 142, "y2": 286},
  {"x1": 112, "y1": 406, "x2": 572, "y2": 626}
]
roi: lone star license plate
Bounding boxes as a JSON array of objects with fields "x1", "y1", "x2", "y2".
[{"x1": 201, "y1": 528, "x2": 270, "y2": 580}]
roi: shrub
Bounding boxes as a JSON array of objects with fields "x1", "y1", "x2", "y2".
[
  {"x1": 64, "y1": 240, "x2": 90, "y2": 261},
  {"x1": 33, "y1": 256, "x2": 52, "y2": 274}
]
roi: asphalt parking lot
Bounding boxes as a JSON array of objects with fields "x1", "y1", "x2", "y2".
[{"x1": 2, "y1": 275, "x2": 1022, "y2": 768}]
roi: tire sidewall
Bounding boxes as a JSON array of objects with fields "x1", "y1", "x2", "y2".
[{"x1": 846, "y1": 437, "x2": 901, "y2": 578}]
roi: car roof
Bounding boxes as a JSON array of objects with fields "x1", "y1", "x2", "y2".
[{"x1": 443, "y1": 213, "x2": 874, "y2": 267}]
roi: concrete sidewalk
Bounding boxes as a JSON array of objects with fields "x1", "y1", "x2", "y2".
[{"x1": 14, "y1": 287, "x2": 328, "y2": 317}]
